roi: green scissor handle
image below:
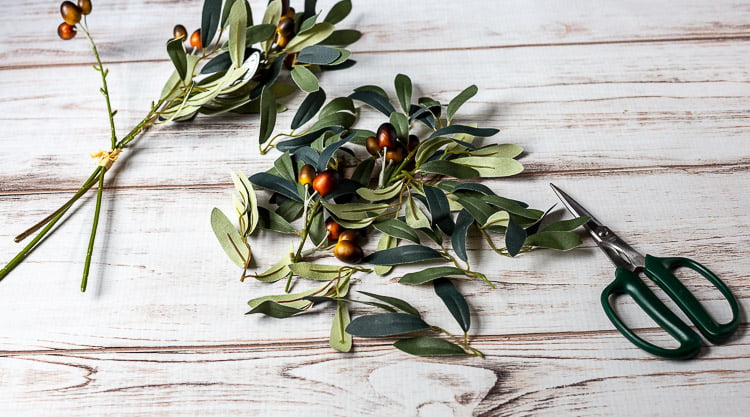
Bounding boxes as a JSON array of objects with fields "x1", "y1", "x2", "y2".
[{"x1": 601, "y1": 255, "x2": 740, "y2": 360}]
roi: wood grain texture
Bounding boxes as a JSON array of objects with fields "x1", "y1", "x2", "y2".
[{"x1": 1, "y1": 0, "x2": 749, "y2": 415}]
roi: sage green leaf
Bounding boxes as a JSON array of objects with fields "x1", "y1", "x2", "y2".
[
  {"x1": 356, "y1": 181, "x2": 402, "y2": 201},
  {"x1": 433, "y1": 278, "x2": 471, "y2": 332},
  {"x1": 248, "y1": 280, "x2": 330, "y2": 309},
  {"x1": 308, "y1": 208, "x2": 327, "y2": 246},
  {"x1": 394, "y1": 336, "x2": 466, "y2": 356},
  {"x1": 419, "y1": 160, "x2": 479, "y2": 179},
  {"x1": 451, "y1": 156, "x2": 524, "y2": 178},
  {"x1": 405, "y1": 194, "x2": 430, "y2": 229},
  {"x1": 394, "y1": 73, "x2": 412, "y2": 113},
  {"x1": 220, "y1": 0, "x2": 239, "y2": 28},
  {"x1": 446, "y1": 84, "x2": 477, "y2": 124},
  {"x1": 320, "y1": 29, "x2": 362, "y2": 46},
  {"x1": 414, "y1": 137, "x2": 452, "y2": 167},
  {"x1": 262, "y1": 0, "x2": 282, "y2": 24},
  {"x1": 245, "y1": 23, "x2": 276, "y2": 46},
  {"x1": 246, "y1": 300, "x2": 303, "y2": 318},
  {"x1": 524, "y1": 231, "x2": 583, "y2": 250},
  {"x1": 330, "y1": 302, "x2": 352, "y2": 352},
  {"x1": 298, "y1": 12, "x2": 319, "y2": 33},
  {"x1": 346, "y1": 313, "x2": 429, "y2": 337},
  {"x1": 469, "y1": 144, "x2": 524, "y2": 158},
  {"x1": 258, "y1": 86, "x2": 276, "y2": 144},
  {"x1": 291, "y1": 88, "x2": 326, "y2": 129},
  {"x1": 252, "y1": 255, "x2": 292, "y2": 282},
  {"x1": 230, "y1": 169, "x2": 259, "y2": 235},
  {"x1": 454, "y1": 193, "x2": 494, "y2": 225},
  {"x1": 358, "y1": 292, "x2": 420, "y2": 317},
  {"x1": 297, "y1": 45, "x2": 341, "y2": 65},
  {"x1": 227, "y1": 0, "x2": 247, "y2": 68},
  {"x1": 351, "y1": 158, "x2": 375, "y2": 187},
  {"x1": 319, "y1": 96, "x2": 355, "y2": 118},
  {"x1": 541, "y1": 216, "x2": 590, "y2": 232},
  {"x1": 210, "y1": 208, "x2": 250, "y2": 268},
  {"x1": 335, "y1": 217, "x2": 377, "y2": 229},
  {"x1": 201, "y1": 0, "x2": 222, "y2": 47},
  {"x1": 399, "y1": 266, "x2": 467, "y2": 285},
  {"x1": 505, "y1": 218, "x2": 527, "y2": 257},
  {"x1": 363, "y1": 245, "x2": 442, "y2": 266},
  {"x1": 166, "y1": 38, "x2": 188, "y2": 81},
  {"x1": 291, "y1": 66, "x2": 319, "y2": 93},
  {"x1": 483, "y1": 211, "x2": 509, "y2": 228},
  {"x1": 389, "y1": 111, "x2": 409, "y2": 140},
  {"x1": 349, "y1": 90, "x2": 395, "y2": 117},
  {"x1": 427, "y1": 125, "x2": 499, "y2": 140},
  {"x1": 284, "y1": 23, "x2": 335, "y2": 54},
  {"x1": 324, "y1": 0, "x2": 352, "y2": 24},
  {"x1": 305, "y1": 296, "x2": 397, "y2": 313},
  {"x1": 482, "y1": 195, "x2": 544, "y2": 220},
  {"x1": 374, "y1": 233, "x2": 396, "y2": 275},
  {"x1": 308, "y1": 112, "x2": 356, "y2": 132},
  {"x1": 290, "y1": 262, "x2": 350, "y2": 281},
  {"x1": 159, "y1": 70, "x2": 182, "y2": 101},
  {"x1": 451, "y1": 209, "x2": 473, "y2": 262},
  {"x1": 327, "y1": 48, "x2": 351, "y2": 66},
  {"x1": 373, "y1": 218, "x2": 420, "y2": 243},
  {"x1": 273, "y1": 151, "x2": 296, "y2": 183},
  {"x1": 257, "y1": 207, "x2": 296, "y2": 234},
  {"x1": 276, "y1": 199, "x2": 304, "y2": 222},
  {"x1": 322, "y1": 201, "x2": 391, "y2": 221},
  {"x1": 249, "y1": 172, "x2": 302, "y2": 202}
]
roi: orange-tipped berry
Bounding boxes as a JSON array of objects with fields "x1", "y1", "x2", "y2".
[
  {"x1": 190, "y1": 29, "x2": 202, "y2": 48},
  {"x1": 325, "y1": 219, "x2": 342, "y2": 241},
  {"x1": 334, "y1": 240, "x2": 364, "y2": 264},
  {"x1": 298, "y1": 164, "x2": 316, "y2": 186},
  {"x1": 60, "y1": 1, "x2": 82, "y2": 26},
  {"x1": 312, "y1": 170, "x2": 339, "y2": 197},
  {"x1": 57, "y1": 22, "x2": 77, "y2": 40}
]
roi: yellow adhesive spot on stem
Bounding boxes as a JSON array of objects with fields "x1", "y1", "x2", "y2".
[{"x1": 90, "y1": 149, "x2": 122, "y2": 169}]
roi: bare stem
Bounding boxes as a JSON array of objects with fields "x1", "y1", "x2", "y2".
[{"x1": 80, "y1": 169, "x2": 107, "y2": 291}]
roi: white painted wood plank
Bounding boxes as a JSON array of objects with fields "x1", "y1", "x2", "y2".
[
  {"x1": 0, "y1": 171, "x2": 747, "y2": 351},
  {"x1": 2, "y1": 0, "x2": 750, "y2": 68},
  {"x1": 1, "y1": 40, "x2": 749, "y2": 192},
  {"x1": 1, "y1": 335, "x2": 749, "y2": 417}
]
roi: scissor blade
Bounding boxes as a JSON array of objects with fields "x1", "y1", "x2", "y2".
[{"x1": 549, "y1": 183, "x2": 645, "y2": 271}]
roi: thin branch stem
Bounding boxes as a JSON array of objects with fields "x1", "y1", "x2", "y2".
[
  {"x1": 80, "y1": 169, "x2": 107, "y2": 292},
  {"x1": 81, "y1": 18, "x2": 117, "y2": 149}
]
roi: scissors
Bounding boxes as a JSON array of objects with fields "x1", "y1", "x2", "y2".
[{"x1": 550, "y1": 183, "x2": 740, "y2": 359}]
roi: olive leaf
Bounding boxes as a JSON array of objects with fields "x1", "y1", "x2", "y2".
[
  {"x1": 446, "y1": 84, "x2": 477, "y2": 124},
  {"x1": 230, "y1": 169, "x2": 259, "y2": 235},
  {"x1": 247, "y1": 300, "x2": 304, "y2": 318},
  {"x1": 451, "y1": 209, "x2": 474, "y2": 262},
  {"x1": 319, "y1": 96, "x2": 356, "y2": 118},
  {"x1": 399, "y1": 266, "x2": 467, "y2": 285},
  {"x1": 394, "y1": 73, "x2": 413, "y2": 114},
  {"x1": 541, "y1": 216, "x2": 590, "y2": 232},
  {"x1": 324, "y1": 0, "x2": 352, "y2": 24},
  {"x1": 433, "y1": 278, "x2": 471, "y2": 332},
  {"x1": 359, "y1": 291, "x2": 421, "y2": 317},
  {"x1": 389, "y1": 111, "x2": 409, "y2": 140},
  {"x1": 418, "y1": 160, "x2": 479, "y2": 179},
  {"x1": 258, "y1": 86, "x2": 277, "y2": 144},
  {"x1": 317, "y1": 133, "x2": 353, "y2": 172},
  {"x1": 201, "y1": 0, "x2": 222, "y2": 47},
  {"x1": 454, "y1": 193, "x2": 494, "y2": 225},
  {"x1": 423, "y1": 185, "x2": 452, "y2": 231},
  {"x1": 349, "y1": 90, "x2": 396, "y2": 116},
  {"x1": 356, "y1": 181, "x2": 402, "y2": 201},
  {"x1": 257, "y1": 207, "x2": 296, "y2": 234},
  {"x1": 297, "y1": 45, "x2": 342, "y2": 65},
  {"x1": 451, "y1": 156, "x2": 524, "y2": 178},
  {"x1": 330, "y1": 302, "x2": 352, "y2": 352},
  {"x1": 524, "y1": 231, "x2": 583, "y2": 251},
  {"x1": 248, "y1": 280, "x2": 331, "y2": 311},
  {"x1": 469, "y1": 143, "x2": 524, "y2": 158},
  {"x1": 322, "y1": 201, "x2": 392, "y2": 221},
  {"x1": 427, "y1": 125, "x2": 499, "y2": 140},
  {"x1": 373, "y1": 218, "x2": 420, "y2": 243},
  {"x1": 166, "y1": 38, "x2": 188, "y2": 81},
  {"x1": 227, "y1": 0, "x2": 247, "y2": 68},
  {"x1": 252, "y1": 255, "x2": 292, "y2": 282},
  {"x1": 414, "y1": 137, "x2": 452, "y2": 167},
  {"x1": 249, "y1": 172, "x2": 303, "y2": 202},
  {"x1": 284, "y1": 23, "x2": 336, "y2": 54},
  {"x1": 373, "y1": 233, "x2": 397, "y2": 275},
  {"x1": 405, "y1": 194, "x2": 430, "y2": 229},
  {"x1": 290, "y1": 263, "x2": 350, "y2": 281},
  {"x1": 210, "y1": 207, "x2": 251, "y2": 268},
  {"x1": 245, "y1": 24, "x2": 276, "y2": 46},
  {"x1": 364, "y1": 245, "x2": 443, "y2": 266},
  {"x1": 394, "y1": 337, "x2": 466, "y2": 356},
  {"x1": 346, "y1": 313, "x2": 430, "y2": 337},
  {"x1": 291, "y1": 66, "x2": 320, "y2": 93},
  {"x1": 505, "y1": 217, "x2": 528, "y2": 257},
  {"x1": 320, "y1": 29, "x2": 362, "y2": 46}
]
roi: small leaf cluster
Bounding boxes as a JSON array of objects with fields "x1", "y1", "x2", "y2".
[
  {"x1": 212, "y1": 74, "x2": 587, "y2": 356},
  {"x1": 159, "y1": 0, "x2": 359, "y2": 122}
]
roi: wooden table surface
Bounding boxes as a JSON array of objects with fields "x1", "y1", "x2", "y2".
[{"x1": 1, "y1": 0, "x2": 749, "y2": 415}]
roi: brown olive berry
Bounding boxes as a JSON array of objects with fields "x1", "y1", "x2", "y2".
[
  {"x1": 60, "y1": 1, "x2": 82, "y2": 26},
  {"x1": 365, "y1": 136, "x2": 380, "y2": 156},
  {"x1": 298, "y1": 164, "x2": 316, "y2": 186},
  {"x1": 377, "y1": 122, "x2": 398, "y2": 149},
  {"x1": 333, "y1": 240, "x2": 364, "y2": 264},
  {"x1": 407, "y1": 135, "x2": 420, "y2": 152},
  {"x1": 338, "y1": 229, "x2": 359, "y2": 242},
  {"x1": 312, "y1": 169, "x2": 339, "y2": 197},
  {"x1": 277, "y1": 17, "x2": 295, "y2": 38},
  {"x1": 277, "y1": 34, "x2": 290, "y2": 48},
  {"x1": 283, "y1": 52, "x2": 297, "y2": 70},
  {"x1": 385, "y1": 145, "x2": 407, "y2": 164},
  {"x1": 173, "y1": 24, "x2": 187, "y2": 41},
  {"x1": 325, "y1": 219, "x2": 342, "y2": 241},
  {"x1": 190, "y1": 29, "x2": 202, "y2": 48},
  {"x1": 57, "y1": 22, "x2": 77, "y2": 40},
  {"x1": 284, "y1": 6, "x2": 296, "y2": 19},
  {"x1": 77, "y1": 0, "x2": 92, "y2": 15}
]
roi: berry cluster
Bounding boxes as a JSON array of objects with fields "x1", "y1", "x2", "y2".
[
  {"x1": 57, "y1": 0, "x2": 92, "y2": 40},
  {"x1": 366, "y1": 122, "x2": 420, "y2": 167}
]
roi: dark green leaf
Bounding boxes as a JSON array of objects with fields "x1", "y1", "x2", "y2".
[
  {"x1": 418, "y1": 160, "x2": 479, "y2": 179},
  {"x1": 291, "y1": 88, "x2": 326, "y2": 129},
  {"x1": 452, "y1": 183, "x2": 497, "y2": 196},
  {"x1": 363, "y1": 245, "x2": 442, "y2": 265},
  {"x1": 257, "y1": 207, "x2": 296, "y2": 234},
  {"x1": 308, "y1": 112, "x2": 356, "y2": 132},
  {"x1": 246, "y1": 300, "x2": 303, "y2": 318},
  {"x1": 454, "y1": 193, "x2": 494, "y2": 224},
  {"x1": 359, "y1": 291, "x2": 421, "y2": 317},
  {"x1": 345, "y1": 313, "x2": 429, "y2": 337},
  {"x1": 276, "y1": 199, "x2": 304, "y2": 222},
  {"x1": 201, "y1": 50, "x2": 232, "y2": 74},
  {"x1": 273, "y1": 151, "x2": 296, "y2": 182},
  {"x1": 542, "y1": 216, "x2": 590, "y2": 232},
  {"x1": 317, "y1": 133, "x2": 353, "y2": 172},
  {"x1": 373, "y1": 218, "x2": 420, "y2": 243},
  {"x1": 394, "y1": 73, "x2": 412, "y2": 113},
  {"x1": 276, "y1": 127, "x2": 344, "y2": 152},
  {"x1": 293, "y1": 146, "x2": 320, "y2": 166},
  {"x1": 353, "y1": 85, "x2": 389, "y2": 98},
  {"x1": 304, "y1": 296, "x2": 398, "y2": 313},
  {"x1": 451, "y1": 209, "x2": 473, "y2": 262},
  {"x1": 505, "y1": 217, "x2": 527, "y2": 257},
  {"x1": 394, "y1": 337, "x2": 466, "y2": 356},
  {"x1": 423, "y1": 185, "x2": 451, "y2": 226},
  {"x1": 433, "y1": 278, "x2": 471, "y2": 332},
  {"x1": 319, "y1": 97, "x2": 355, "y2": 118},
  {"x1": 166, "y1": 38, "x2": 188, "y2": 81},
  {"x1": 427, "y1": 125, "x2": 499, "y2": 140},
  {"x1": 319, "y1": 29, "x2": 362, "y2": 46},
  {"x1": 324, "y1": 0, "x2": 352, "y2": 24},
  {"x1": 324, "y1": 178, "x2": 361, "y2": 200},
  {"x1": 446, "y1": 85, "x2": 478, "y2": 123},
  {"x1": 308, "y1": 208, "x2": 327, "y2": 246},
  {"x1": 291, "y1": 66, "x2": 319, "y2": 92},
  {"x1": 303, "y1": 0, "x2": 317, "y2": 20},
  {"x1": 399, "y1": 266, "x2": 467, "y2": 285},
  {"x1": 482, "y1": 195, "x2": 543, "y2": 220},
  {"x1": 389, "y1": 112, "x2": 409, "y2": 141},
  {"x1": 297, "y1": 45, "x2": 342, "y2": 65},
  {"x1": 524, "y1": 231, "x2": 583, "y2": 250},
  {"x1": 249, "y1": 172, "x2": 302, "y2": 202},
  {"x1": 349, "y1": 90, "x2": 395, "y2": 116},
  {"x1": 201, "y1": 0, "x2": 222, "y2": 47},
  {"x1": 351, "y1": 158, "x2": 375, "y2": 186},
  {"x1": 258, "y1": 86, "x2": 276, "y2": 144},
  {"x1": 245, "y1": 23, "x2": 277, "y2": 45}
]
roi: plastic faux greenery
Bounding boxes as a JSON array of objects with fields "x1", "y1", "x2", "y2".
[
  {"x1": 0, "y1": 0, "x2": 359, "y2": 290},
  {"x1": 212, "y1": 74, "x2": 587, "y2": 356}
]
